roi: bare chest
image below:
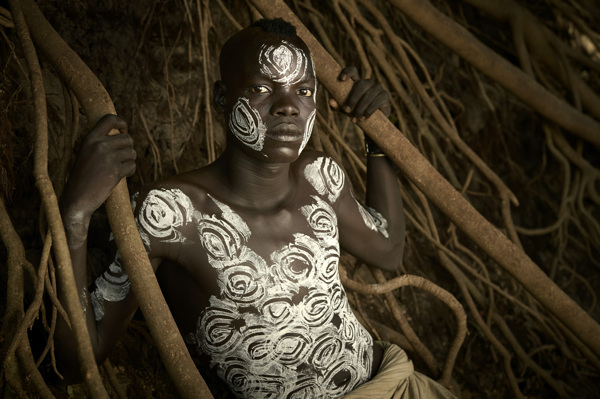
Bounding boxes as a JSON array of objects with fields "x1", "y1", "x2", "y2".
[{"x1": 135, "y1": 160, "x2": 374, "y2": 396}]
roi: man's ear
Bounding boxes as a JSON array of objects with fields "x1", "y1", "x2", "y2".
[{"x1": 213, "y1": 81, "x2": 226, "y2": 114}]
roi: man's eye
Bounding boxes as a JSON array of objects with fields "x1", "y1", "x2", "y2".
[
  {"x1": 251, "y1": 86, "x2": 269, "y2": 94},
  {"x1": 298, "y1": 88, "x2": 313, "y2": 97}
]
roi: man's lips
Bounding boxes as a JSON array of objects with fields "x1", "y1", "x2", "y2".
[{"x1": 267, "y1": 123, "x2": 303, "y2": 142}]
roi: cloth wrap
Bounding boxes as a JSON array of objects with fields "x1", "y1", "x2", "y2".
[{"x1": 341, "y1": 342, "x2": 457, "y2": 399}]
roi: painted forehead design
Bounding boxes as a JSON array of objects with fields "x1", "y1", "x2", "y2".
[{"x1": 258, "y1": 40, "x2": 313, "y2": 86}]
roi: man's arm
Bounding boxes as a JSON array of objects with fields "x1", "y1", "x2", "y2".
[
  {"x1": 55, "y1": 114, "x2": 142, "y2": 382},
  {"x1": 332, "y1": 67, "x2": 406, "y2": 271}
]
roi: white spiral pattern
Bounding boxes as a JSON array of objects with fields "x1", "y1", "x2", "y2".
[
  {"x1": 90, "y1": 251, "x2": 130, "y2": 321},
  {"x1": 301, "y1": 195, "x2": 338, "y2": 241},
  {"x1": 138, "y1": 188, "x2": 194, "y2": 245},
  {"x1": 319, "y1": 358, "x2": 361, "y2": 397},
  {"x1": 304, "y1": 157, "x2": 345, "y2": 203},
  {"x1": 218, "y1": 255, "x2": 267, "y2": 305},
  {"x1": 269, "y1": 234, "x2": 321, "y2": 289},
  {"x1": 262, "y1": 296, "x2": 296, "y2": 326},
  {"x1": 130, "y1": 175, "x2": 374, "y2": 398},
  {"x1": 198, "y1": 195, "x2": 251, "y2": 268},
  {"x1": 199, "y1": 297, "x2": 244, "y2": 355},
  {"x1": 298, "y1": 109, "x2": 316, "y2": 156},
  {"x1": 357, "y1": 200, "x2": 390, "y2": 238},
  {"x1": 191, "y1": 189, "x2": 372, "y2": 398},
  {"x1": 259, "y1": 41, "x2": 309, "y2": 87},
  {"x1": 229, "y1": 97, "x2": 267, "y2": 151}
]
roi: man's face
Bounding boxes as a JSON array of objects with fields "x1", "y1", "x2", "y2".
[{"x1": 222, "y1": 31, "x2": 317, "y2": 162}]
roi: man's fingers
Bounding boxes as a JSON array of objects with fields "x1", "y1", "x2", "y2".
[
  {"x1": 335, "y1": 68, "x2": 392, "y2": 120},
  {"x1": 121, "y1": 159, "x2": 137, "y2": 178},
  {"x1": 89, "y1": 114, "x2": 128, "y2": 138},
  {"x1": 107, "y1": 133, "x2": 134, "y2": 150},
  {"x1": 339, "y1": 66, "x2": 360, "y2": 82},
  {"x1": 115, "y1": 146, "x2": 137, "y2": 163},
  {"x1": 343, "y1": 80, "x2": 374, "y2": 113},
  {"x1": 357, "y1": 91, "x2": 390, "y2": 119}
]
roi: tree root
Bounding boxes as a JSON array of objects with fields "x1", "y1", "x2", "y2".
[
  {"x1": 459, "y1": 0, "x2": 600, "y2": 120},
  {"x1": 5, "y1": 0, "x2": 214, "y2": 397},
  {"x1": 7, "y1": 0, "x2": 108, "y2": 396},
  {"x1": 384, "y1": 0, "x2": 600, "y2": 145},
  {"x1": 2, "y1": 0, "x2": 599, "y2": 397},
  {"x1": 339, "y1": 266, "x2": 466, "y2": 387}
]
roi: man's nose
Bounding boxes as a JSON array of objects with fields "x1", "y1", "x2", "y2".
[{"x1": 271, "y1": 91, "x2": 299, "y2": 117}]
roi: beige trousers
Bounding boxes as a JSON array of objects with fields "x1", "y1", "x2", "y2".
[{"x1": 341, "y1": 342, "x2": 457, "y2": 399}]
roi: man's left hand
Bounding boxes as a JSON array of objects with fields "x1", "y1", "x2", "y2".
[{"x1": 329, "y1": 66, "x2": 391, "y2": 122}]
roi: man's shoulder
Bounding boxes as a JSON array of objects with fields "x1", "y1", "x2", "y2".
[
  {"x1": 295, "y1": 149, "x2": 350, "y2": 205},
  {"x1": 132, "y1": 169, "x2": 216, "y2": 214},
  {"x1": 294, "y1": 149, "x2": 342, "y2": 171}
]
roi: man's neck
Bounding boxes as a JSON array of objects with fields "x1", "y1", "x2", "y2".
[{"x1": 213, "y1": 146, "x2": 297, "y2": 211}]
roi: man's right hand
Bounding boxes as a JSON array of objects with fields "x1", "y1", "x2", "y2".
[{"x1": 61, "y1": 114, "x2": 136, "y2": 222}]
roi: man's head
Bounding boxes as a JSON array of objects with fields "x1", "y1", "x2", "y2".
[{"x1": 214, "y1": 19, "x2": 317, "y2": 162}]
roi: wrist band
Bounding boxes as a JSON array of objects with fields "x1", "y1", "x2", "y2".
[{"x1": 364, "y1": 135, "x2": 386, "y2": 156}]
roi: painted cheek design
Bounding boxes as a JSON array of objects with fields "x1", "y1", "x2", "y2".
[
  {"x1": 304, "y1": 156, "x2": 345, "y2": 203},
  {"x1": 259, "y1": 41, "x2": 309, "y2": 87},
  {"x1": 90, "y1": 251, "x2": 131, "y2": 321},
  {"x1": 298, "y1": 109, "x2": 316, "y2": 156},
  {"x1": 137, "y1": 188, "x2": 195, "y2": 246},
  {"x1": 229, "y1": 97, "x2": 267, "y2": 152},
  {"x1": 356, "y1": 200, "x2": 390, "y2": 238},
  {"x1": 309, "y1": 55, "x2": 317, "y2": 103}
]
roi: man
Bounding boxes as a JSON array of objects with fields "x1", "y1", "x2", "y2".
[{"x1": 57, "y1": 18, "x2": 455, "y2": 398}]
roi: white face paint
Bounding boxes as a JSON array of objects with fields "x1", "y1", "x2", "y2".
[
  {"x1": 309, "y1": 55, "x2": 317, "y2": 104},
  {"x1": 229, "y1": 97, "x2": 267, "y2": 152},
  {"x1": 259, "y1": 40, "x2": 310, "y2": 87},
  {"x1": 298, "y1": 109, "x2": 316, "y2": 156},
  {"x1": 304, "y1": 157, "x2": 345, "y2": 203}
]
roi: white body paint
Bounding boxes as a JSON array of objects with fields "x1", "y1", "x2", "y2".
[
  {"x1": 80, "y1": 288, "x2": 88, "y2": 317},
  {"x1": 357, "y1": 201, "x2": 390, "y2": 238},
  {"x1": 229, "y1": 97, "x2": 267, "y2": 152},
  {"x1": 303, "y1": 157, "x2": 345, "y2": 203},
  {"x1": 91, "y1": 189, "x2": 191, "y2": 321},
  {"x1": 65, "y1": 210, "x2": 89, "y2": 250},
  {"x1": 90, "y1": 251, "x2": 131, "y2": 321},
  {"x1": 135, "y1": 179, "x2": 373, "y2": 398},
  {"x1": 138, "y1": 188, "x2": 195, "y2": 246}
]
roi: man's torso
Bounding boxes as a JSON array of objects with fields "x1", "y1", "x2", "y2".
[{"x1": 133, "y1": 151, "x2": 375, "y2": 398}]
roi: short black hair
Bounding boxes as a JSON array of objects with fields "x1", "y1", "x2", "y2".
[{"x1": 251, "y1": 18, "x2": 297, "y2": 38}]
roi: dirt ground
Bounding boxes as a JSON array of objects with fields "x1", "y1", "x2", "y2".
[{"x1": 1, "y1": 0, "x2": 600, "y2": 398}]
